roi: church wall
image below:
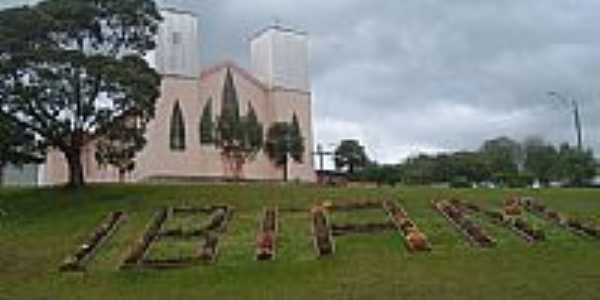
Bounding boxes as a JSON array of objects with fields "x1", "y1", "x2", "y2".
[
  {"x1": 197, "y1": 67, "x2": 282, "y2": 180},
  {"x1": 133, "y1": 75, "x2": 207, "y2": 180},
  {"x1": 134, "y1": 69, "x2": 291, "y2": 182},
  {"x1": 43, "y1": 143, "x2": 126, "y2": 186}
]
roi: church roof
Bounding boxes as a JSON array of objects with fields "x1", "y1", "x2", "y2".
[
  {"x1": 199, "y1": 61, "x2": 268, "y2": 91},
  {"x1": 251, "y1": 24, "x2": 308, "y2": 41}
]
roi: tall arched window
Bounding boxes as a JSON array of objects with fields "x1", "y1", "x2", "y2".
[
  {"x1": 199, "y1": 98, "x2": 214, "y2": 145},
  {"x1": 170, "y1": 101, "x2": 186, "y2": 151}
]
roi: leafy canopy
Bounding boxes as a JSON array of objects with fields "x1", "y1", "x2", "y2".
[
  {"x1": 334, "y1": 139, "x2": 368, "y2": 174},
  {"x1": 0, "y1": 0, "x2": 163, "y2": 186},
  {"x1": 265, "y1": 115, "x2": 304, "y2": 181},
  {"x1": 0, "y1": 114, "x2": 44, "y2": 168}
]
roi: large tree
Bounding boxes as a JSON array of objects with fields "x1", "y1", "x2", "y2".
[
  {"x1": 334, "y1": 139, "x2": 368, "y2": 174},
  {"x1": 0, "y1": 115, "x2": 44, "y2": 185},
  {"x1": 95, "y1": 117, "x2": 146, "y2": 183},
  {"x1": 523, "y1": 136, "x2": 558, "y2": 185},
  {"x1": 264, "y1": 115, "x2": 305, "y2": 181},
  {"x1": 480, "y1": 136, "x2": 522, "y2": 181},
  {"x1": 551, "y1": 143, "x2": 596, "y2": 186},
  {"x1": 215, "y1": 69, "x2": 263, "y2": 180},
  {"x1": 0, "y1": 0, "x2": 162, "y2": 187}
]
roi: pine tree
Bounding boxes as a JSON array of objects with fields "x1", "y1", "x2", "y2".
[
  {"x1": 243, "y1": 103, "x2": 264, "y2": 153},
  {"x1": 199, "y1": 99, "x2": 214, "y2": 145},
  {"x1": 217, "y1": 69, "x2": 242, "y2": 147},
  {"x1": 290, "y1": 113, "x2": 305, "y2": 163},
  {"x1": 215, "y1": 69, "x2": 264, "y2": 179}
]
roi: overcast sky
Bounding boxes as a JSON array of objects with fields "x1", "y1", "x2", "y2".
[{"x1": 4, "y1": 0, "x2": 600, "y2": 164}]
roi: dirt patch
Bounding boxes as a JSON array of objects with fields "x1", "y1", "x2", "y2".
[{"x1": 60, "y1": 211, "x2": 127, "y2": 272}]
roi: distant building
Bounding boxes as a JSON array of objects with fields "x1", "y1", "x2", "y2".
[
  {"x1": 1, "y1": 164, "x2": 40, "y2": 187},
  {"x1": 35, "y1": 8, "x2": 315, "y2": 185},
  {"x1": 316, "y1": 170, "x2": 348, "y2": 186}
]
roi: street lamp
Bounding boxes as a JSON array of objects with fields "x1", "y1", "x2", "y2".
[{"x1": 547, "y1": 91, "x2": 583, "y2": 150}]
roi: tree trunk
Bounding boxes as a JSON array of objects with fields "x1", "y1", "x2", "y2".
[
  {"x1": 0, "y1": 163, "x2": 5, "y2": 187},
  {"x1": 118, "y1": 169, "x2": 125, "y2": 183},
  {"x1": 283, "y1": 155, "x2": 289, "y2": 182},
  {"x1": 65, "y1": 150, "x2": 85, "y2": 188}
]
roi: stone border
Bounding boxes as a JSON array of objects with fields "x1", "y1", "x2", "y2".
[
  {"x1": 312, "y1": 207, "x2": 335, "y2": 257},
  {"x1": 433, "y1": 200, "x2": 496, "y2": 248},
  {"x1": 256, "y1": 207, "x2": 279, "y2": 261},
  {"x1": 60, "y1": 211, "x2": 127, "y2": 272},
  {"x1": 383, "y1": 200, "x2": 431, "y2": 252}
]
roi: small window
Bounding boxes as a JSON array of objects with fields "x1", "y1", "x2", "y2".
[
  {"x1": 170, "y1": 101, "x2": 186, "y2": 151},
  {"x1": 172, "y1": 32, "x2": 182, "y2": 45}
]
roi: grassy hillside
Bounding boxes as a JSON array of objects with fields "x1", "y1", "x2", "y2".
[{"x1": 1, "y1": 185, "x2": 599, "y2": 300}]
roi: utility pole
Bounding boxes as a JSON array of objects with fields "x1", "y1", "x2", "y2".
[
  {"x1": 573, "y1": 100, "x2": 583, "y2": 150},
  {"x1": 548, "y1": 91, "x2": 583, "y2": 150},
  {"x1": 312, "y1": 144, "x2": 335, "y2": 171}
]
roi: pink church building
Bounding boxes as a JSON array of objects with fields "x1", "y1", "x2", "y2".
[{"x1": 41, "y1": 8, "x2": 315, "y2": 185}]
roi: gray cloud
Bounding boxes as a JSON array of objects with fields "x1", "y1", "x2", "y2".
[{"x1": 4, "y1": 0, "x2": 600, "y2": 164}]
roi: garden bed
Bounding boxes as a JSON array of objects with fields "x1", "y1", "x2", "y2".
[
  {"x1": 449, "y1": 199, "x2": 544, "y2": 244},
  {"x1": 328, "y1": 200, "x2": 383, "y2": 212},
  {"x1": 330, "y1": 222, "x2": 396, "y2": 236},
  {"x1": 433, "y1": 200, "x2": 496, "y2": 248},
  {"x1": 131, "y1": 206, "x2": 232, "y2": 269},
  {"x1": 121, "y1": 208, "x2": 169, "y2": 269},
  {"x1": 383, "y1": 200, "x2": 431, "y2": 252},
  {"x1": 520, "y1": 197, "x2": 600, "y2": 239},
  {"x1": 312, "y1": 206, "x2": 335, "y2": 257},
  {"x1": 171, "y1": 205, "x2": 229, "y2": 215},
  {"x1": 159, "y1": 206, "x2": 233, "y2": 239},
  {"x1": 60, "y1": 211, "x2": 127, "y2": 272},
  {"x1": 140, "y1": 233, "x2": 220, "y2": 268},
  {"x1": 256, "y1": 208, "x2": 279, "y2": 261}
]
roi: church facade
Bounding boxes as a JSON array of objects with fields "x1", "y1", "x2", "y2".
[{"x1": 39, "y1": 8, "x2": 315, "y2": 185}]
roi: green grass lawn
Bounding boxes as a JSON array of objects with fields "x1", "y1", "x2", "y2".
[{"x1": 1, "y1": 184, "x2": 599, "y2": 300}]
